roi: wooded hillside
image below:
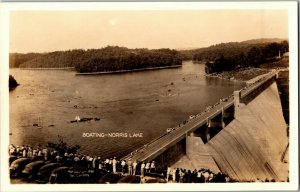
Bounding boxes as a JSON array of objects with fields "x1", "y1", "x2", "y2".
[{"x1": 10, "y1": 46, "x2": 182, "y2": 73}]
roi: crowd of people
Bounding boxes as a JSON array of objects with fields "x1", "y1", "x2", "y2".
[{"x1": 9, "y1": 144, "x2": 232, "y2": 183}]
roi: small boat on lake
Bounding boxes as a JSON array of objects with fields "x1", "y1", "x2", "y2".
[
  {"x1": 33, "y1": 117, "x2": 42, "y2": 128},
  {"x1": 70, "y1": 116, "x2": 100, "y2": 123}
]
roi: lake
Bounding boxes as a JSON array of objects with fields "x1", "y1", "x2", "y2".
[{"x1": 9, "y1": 61, "x2": 244, "y2": 158}]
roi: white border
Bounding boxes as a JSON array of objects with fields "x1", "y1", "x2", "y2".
[{"x1": 0, "y1": 2, "x2": 298, "y2": 191}]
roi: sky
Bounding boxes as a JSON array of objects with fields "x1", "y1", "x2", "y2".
[{"x1": 9, "y1": 10, "x2": 288, "y2": 53}]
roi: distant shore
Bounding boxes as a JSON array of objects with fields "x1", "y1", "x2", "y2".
[
  {"x1": 75, "y1": 65, "x2": 182, "y2": 75},
  {"x1": 19, "y1": 67, "x2": 75, "y2": 70},
  {"x1": 204, "y1": 58, "x2": 289, "y2": 83},
  {"x1": 205, "y1": 67, "x2": 270, "y2": 82}
]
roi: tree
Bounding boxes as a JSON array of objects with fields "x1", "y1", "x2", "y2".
[{"x1": 47, "y1": 135, "x2": 80, "y2": 156}]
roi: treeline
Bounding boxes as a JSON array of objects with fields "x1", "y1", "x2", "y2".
[
  {"x1": 179, "y1": 38, "x2": 288, "y2": 61},
  {"x1": 10, "y1": 46, "x2": 182, "y2": 72},
  {"x1": 9, "y1": 53, "x2": 43, "y2": 68},
  {"x1": 75, "y1": 47, "x2": 182, "y2": 73},
  {"x1": 181, "y1": 40, "x2": 288, "y2": 74}
]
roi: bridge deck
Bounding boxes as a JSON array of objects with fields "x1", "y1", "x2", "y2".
[{"x1": 121, "y1": 71, "x2": 277, "y2": 162}]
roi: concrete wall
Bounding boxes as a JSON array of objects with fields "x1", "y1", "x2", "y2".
[
  {"x1": 241, "y1": 76, "x2": 276, "y2": 105},
  {"x1": 186, "y1": 135, "x2": 220, "y2": 173},
  {"x1": 153, "y1": 138, "x2": 186, "y2": 169},
  {"x1": 277, "y1": 71, "x2": 289, "y2": 124},
  {"x1": 206, "y1": 82, "x2": 288, "y2": 181}
]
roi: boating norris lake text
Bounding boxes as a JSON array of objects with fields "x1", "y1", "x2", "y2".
[{"x1": 82, "y1": 132, "x2": 143, "y2": 138}]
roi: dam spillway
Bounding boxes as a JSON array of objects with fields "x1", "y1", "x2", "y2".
[{"x1": 201, "y1": 81, "x2": 288, "y2": 181}]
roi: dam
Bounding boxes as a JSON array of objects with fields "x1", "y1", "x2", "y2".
[{"x1": 121, "y1": 71, "x2": 289, "y2": 182}]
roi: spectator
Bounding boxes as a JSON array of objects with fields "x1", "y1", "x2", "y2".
[
  {"x1": 55, "y1": 154, "x2": 62, "y2": 164},
  {"x1": 22, "y1": 148, "x2": 27, "y2": 158},
  {"x1": 179, "y1": 169, "x2": 184, "y2": 183},
  {"x1": 98, "y1": 157, "x2": 103, "y2": 170},
  {"x1": 186, "y1": 170, "x2": 191, "y2": 183},
  {"x1": 196, "y1": 170, "x2": 202, "y2": 183},
  {"x1": 74, "y1": 155, "x2": 80, "y2": 166},
  {"x1": 141, "y1": 162, "x2": 145, "y2": 177},
  {"x1": 92, "y1": 156, "x2": 98, "y2": 170},
  {"x1": 150, "y1": 161, "x2": 155, "y2": 172},
  {"x1": 175, "y1": 168, "x2": 180, "y2": 183},
  {"x1": 105, "y1": 158, "x2": 110, "y2": 171},
  {"x1": 112, "y1": 157, "x2": 117, "y2": 173},
  {"x1": 132, "y1": 160, "x2": 137, "y2": 175},
  {"x1": 109, "y1": 158, "x2": 113, "y2": 172},
  {"x1": 127, "y1": 158, "x2": 133, "y2": 175},
  {"x1": 121, "y1": 160, "x2": 126, "y2": 174},
  {"x1": 166, "y1": 166, "x2": 171, "y2": 181},
  {"x1": 172, "y1": 167, "x2": 176, "y2": 183},
  {"x1": 203, "y1": 171, "x2": 210, "y2": 183},
  {"x1": 145, "y1": 162, "x2": 150, "y2": 173}
]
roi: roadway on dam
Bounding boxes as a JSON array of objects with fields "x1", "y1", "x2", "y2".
[{"x1": 122, "y1": 72, "x2": 277, "y2": 162}]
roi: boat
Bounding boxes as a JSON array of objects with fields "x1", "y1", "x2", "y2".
[
  {"x1": 75, "y1": 116, "x2": 80, "y2": 122},
  {"x1": 70, "y1": 116, "x2": 100, "y2": 123},
  {"x1": 33, "y1": 117, "x2": 42, "y2": 128}
]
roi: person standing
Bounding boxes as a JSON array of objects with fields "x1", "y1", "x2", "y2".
[
  {"x1": 150, "y1": 161, "x2": 155, "y2": 172},
  {"x1": 145, "y1": 162, "x2": 150, "y2": 173},
  {"x1": 141, "y1": 162, "x2": 145, "y2": 177},
  {"x1": 88, "y1": 156, "x2": 93, "y2": 169},
  {"x1": 109, "y1": 158, "x2": 113, "y2": 172},
  {"x1": 121, "y1": 160, "x2": 126, "y2": 174},
  {"x1": 132, "y1": 160, "x2": 137, "y2": 175},
  {"x1": 196, "y1": 170, "x2": 201, "y2": 183},
  {"x1": 105, "y1": 158, "x2": 110, "y2": 171},
  {"x1": 74, "y1": 155, "x2": 80, "y2": 167},
  {"x1": 92, "y1": 156, "x2": 98, "y2": 170},
  {"x1": 27, "y1": 148, "x2": 33, "y2": 158},
  {"x1": 112, "y1": 157, "x2": 117, "y2": 173},
  {"x1": 175, "y1": 168, "x2": 180, "y2": 183},
  {"x1": 55, "y1": 154, "x2": 62, "y2": 164},
  {"x1": 127, "y1": 158, "x2": 133, "y2": 175},
  {"x1": 22, "y1": 148, "x2": 27, "y2": 158},
  {"x1": 172, "y1": 167, "x2": 176, "y2": 183},
  {"x1": 43, "y1": 149, "x2": 48, "y2": 161},
  {"x1": 179, "y1": 169, "x2": 184, "y2": 183},
  {"x1": 98, "y1": 157, "x2": 103, "y2": 170},
  {"x1": 203, "y1": 171, "x2": 210, "y2": 183},
  {"x1": 166, "y1": 166, "x2": 171, "y2": 182}
]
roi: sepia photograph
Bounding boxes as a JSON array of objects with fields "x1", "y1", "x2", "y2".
[{"x1": 0, "y1": 1, "x2": 298, "y2": 191}]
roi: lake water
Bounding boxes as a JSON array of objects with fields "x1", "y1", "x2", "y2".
[{"x1": 9, "y1": 61, "x2": 244, "y2": 158}]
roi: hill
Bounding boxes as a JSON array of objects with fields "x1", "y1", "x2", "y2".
[
  {"x1": 11, "y1": 46, "x2": 182, "y2": 73},
  {"x1": 241, "y1": 38, "x2": 287, "y2": 44},
  {"x1": 179, "y1": 38, "x2": 288, "y2": 62}
]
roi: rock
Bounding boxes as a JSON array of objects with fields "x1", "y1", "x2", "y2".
[{"x1": 9, "y1": 75, "x2": 19, "y2": 90}]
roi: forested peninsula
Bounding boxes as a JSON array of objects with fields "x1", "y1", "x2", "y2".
[{"x1": 9, "y1": 46, "x2": 182, "y2": 73}]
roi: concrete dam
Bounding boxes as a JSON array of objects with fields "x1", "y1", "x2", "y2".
[{"x1": 122, "y1": 71, "x2": 289, "y2": 182}]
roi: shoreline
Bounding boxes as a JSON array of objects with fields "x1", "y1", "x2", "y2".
[
  {"x1": 75, "y1": 65, "x2": 182, "y2": 75},
  {"x1": 204, "y1": 58, "x2": 289, "y2": 83},
  {"x1": 19, "y1": 67, "x2": 75, "y2": 70},
  {"x1": 204, "y1": 67, "x2": 272, "y2": 83}
]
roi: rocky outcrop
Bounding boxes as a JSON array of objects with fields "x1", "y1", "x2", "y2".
[{"x1": 9, "y1": 75, "x2": 19, "y2": 90}]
